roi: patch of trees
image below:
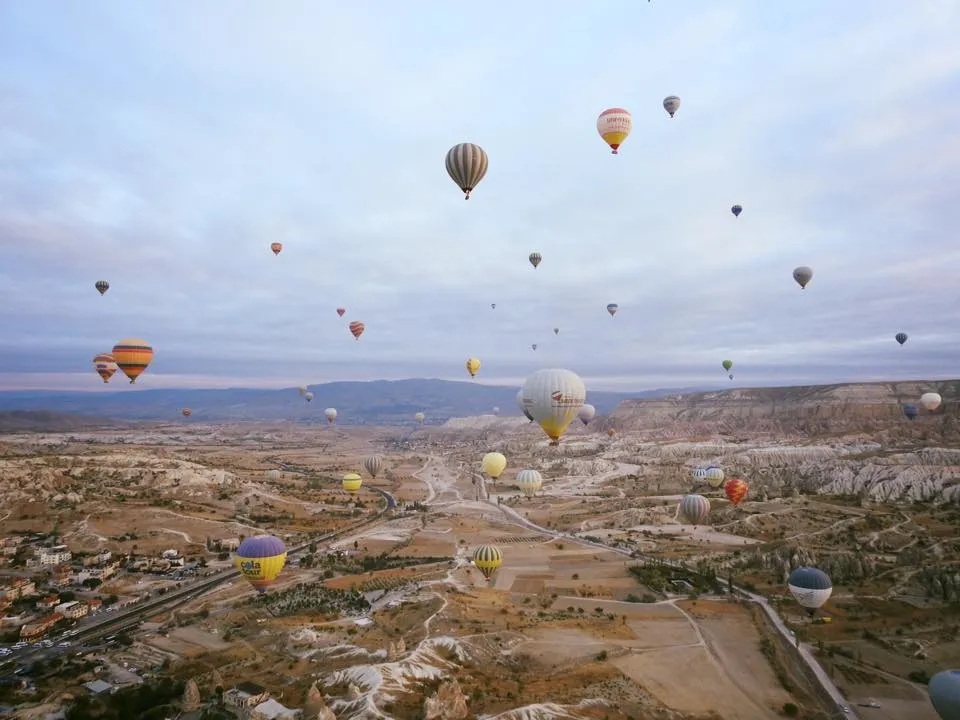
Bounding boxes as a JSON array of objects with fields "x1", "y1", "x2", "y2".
[
  {"x1": 66, "y1": 677, "x2": 184, "y2": 720},
  {"x1": 628, "y1": 561, "x2": 723, "y2": 595},
  {"x1": 319, "y1": 552, "x2": 450, "y2": 575},
  {"x1": 251, "y1": 583, "x2": 370, "y2": 617}
]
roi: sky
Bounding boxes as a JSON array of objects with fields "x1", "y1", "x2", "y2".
[{"x1": 1, "y1": 1, "x2": 959, "y2": 393}]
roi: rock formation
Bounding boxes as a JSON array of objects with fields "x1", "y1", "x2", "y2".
[
  {"x1": 387, "y1": 636, "x2": 406, "y2": 661},
  {"x1": 182, "y1": 678, "x2": 201, "y2": 711},
  {"x1": 303, "y1": 681, "x2": 336, "y2": 720},
  {"x1": 423, "y1": 678, "x2": 469, "y2": 720},
  {"x1": 210, "y1": 668, "x2": 224, "y2": 693},
  {"x1": 347, "y1": 683, "x2": 362, "y2": 700}
]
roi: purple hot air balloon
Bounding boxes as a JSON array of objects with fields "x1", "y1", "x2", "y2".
[{"x1": 234, "y1": 535, "x2": 287, "y2": 593}]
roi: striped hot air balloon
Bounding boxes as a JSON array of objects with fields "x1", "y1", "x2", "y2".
[
  {"x1": 705, "y1": 466, "x2": 725, "y2": 488},
  {"x1": 472, "y1": 545, "x2": 503, "y2": 580},
  {"x1": 181, "y1": 408, "x2": 192, "y2": 418},
  {"x1": 679, "y1": 494, "x2": 711, "y2": 525},
  {"x1": 270, "y1": 242, "x2": 283, "y2": 256},
  {"x1": 234, "y1": 535, "x2": 287, "y2": 594},
  {"x1": 342, "y1": 473, "x2": 363, "y2": 493},
  {"x1": 336, "y1": 307, "x2": 346, "y2": 317},
  {"x1": 606, "y1": 303, "x2": 618, "y2": 317},
  {"x1": 596, "y1": 108, "x2": 632, "y2": 154},
  {"x1": 515, "y1": 469, "x2": 543, "y2": 497},
  {"x1": 92, "y1": 353, "x2": 118, "y2": 384},
  {"x1": 724, "y1": 478, "x2": 748, "y2": 506},
  {"x1": 348, "y1": 321, "x2": 365, "y2": 340},
  {"x1": 95, "y1": 280, "x2": 110, "y2": 296},
  {"x1": 445, "y1": 143, "x2": 489, "y2": 199},
  {"x1": 466, "y1": 357, "x2": 480, "y2": 378},
  {"x1": 691, "y1": 467, "x2": 708, "y2": 482},
  {"x1": 112, "y1": 338, "x2": 154, "y2": 384},
  {"x1": 529, "y1": 252, "x2": 542, "y2": 269},
  {"x1": 363, "y1": 454, "x2": 384, "y2": 478}
]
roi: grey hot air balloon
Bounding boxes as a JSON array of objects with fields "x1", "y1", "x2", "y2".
[
  {"x1": 929, "y1": 669, "x2": 960, "y2": 720},
  {"x1": 578, "y1": 403, "x2": 596, "y2": 426},
  {"x1": 787, "y1": 567, "x2": 833, "y2": 615},
  {"x1": 792, "y1": 266, "x2": 813, "y2": 289},
  {"x1": 663, "y1": 95, "x2": 681, "y2": 118},
  {"x1": 731, "y1": 205, "x2": 743, "y2": 218},
  {"x1": 517, "y1": 389, "x2": 534, "y2": 423},
  {"x1": 445, "y1": 143, "x2": 489, "y2": 199},
  {"x1": 363, "y1": 454, "x2": 384, "y2": 478},
  {"x1": 531, "y1": 343, "x2": 538, "y2": 351},
  {"x1": 515, "y1": 469, "x2": 543, "y2": 497},
  {"x1": 553, "y1": 327, "x2": 559, "y2": 335},
  {"x1": 679, "y1": 494, "x2": 711, "y2": 525},
  {"x1": 895, "y1": 332, "x2": 908, "y2": 346},
  {"x1": 529, "y1": 252, "x2": 542, "y2": 269},
  {"x1": 95, "y1": 280, "x2": 110, "y2": 295}
]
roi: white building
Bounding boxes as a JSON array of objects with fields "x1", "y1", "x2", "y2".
[{"x1": 39, "y1": 546, "x2": 72, "y2": 566}]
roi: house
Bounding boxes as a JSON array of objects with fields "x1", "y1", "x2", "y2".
[
  {"x1": 86, "y1": 598, "x2": 103, "y2": 612},
  {"x1": 39, "y1": 545, "x2": 72, "y2": 566},
  {"x1": 55, "y1": 601, "x2": 89, "y2": 620},
  {"x1": 35, "y1": 596, "x2": 59, "y2": 611},
  {"x1": 83, "y1": 679, "x2": 114, "y2": 695},
  {"x1": 20, "y1": 613, "x2": 62, "y2": 639},
  {"x1": 76, "y1": 564, "x2": 116, "y2": 584},
  {"x1": 1, "y1": 578, "x2": 36, "y2": 600},
  {"x1": 219, "y1": 538, "x2": 241, "y2": 551},
  {"x1": 250, "y1": 698, "x2": 301, "y2": 719},
  {"x1": 223, "y1": 682, "x2": 269, "y2": 711},
  {"x1": 82, "y1": 551, "x2": 112, "y2": 567},
  {"x1": 161, "y1": 549, "x2": 180, "y2": 560},
  {"x1": 49, "y1": 565, "x2": 72, "y2": 588}
]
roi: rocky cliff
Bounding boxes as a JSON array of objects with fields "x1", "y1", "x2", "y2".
[{"x1": 602, "y1": 380, "x2": 960, "y2": 438}]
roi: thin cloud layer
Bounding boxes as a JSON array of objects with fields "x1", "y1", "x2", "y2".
[{"x1": 1, "y1": 1, "x2": 959, "y2": 393}]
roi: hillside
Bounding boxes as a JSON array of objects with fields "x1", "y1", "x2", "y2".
[
  {"x1": 600, "y1": 379, "x2": 960, "y2": 439},
  {"x1": 0, "y1": 411, "x2": 124, "y2": 432},
  {"x1": 0, "y1": 379, "x2": 682, "y2": 425}
]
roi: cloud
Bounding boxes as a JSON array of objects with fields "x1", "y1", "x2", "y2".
[{"x1": 1, "y1": 1, "x2": 959, "y2": 394}]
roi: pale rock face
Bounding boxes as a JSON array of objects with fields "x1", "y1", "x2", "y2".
[
  {"x1": 423, "y1": 678, "x2": 469, "y2": 720},
  {"x1": 182, "y1": 678, "x2": 201, "y2": 711},
  {"x1": 387, "y1": 637, "x2": 406, "y2": 661},
  {"x1": 347, "y1": 683, "x2": 362, "y2": 700},
  {"x1": 210, "y1": 669, "x2": 224, "y2": 693},
  {"x1": 303, "y1": 681, "x2": 336, "y2": 720}
]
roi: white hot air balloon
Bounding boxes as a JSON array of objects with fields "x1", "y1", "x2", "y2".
[
  {"x1": 705, "y1": 466, "x2": 725, "y2": 488},
  {"x1": 324, "y1": 407, "x2": 338, "y2": 424},
  {"x1": 415, "y1": 411, "x2": 426, "y2": 425},
  {"x1": 578, "y1": 403, "x2": 596, "y2": 426},
  {"x1": 787, "y1": 567, "x2": 833, "y2": 615},
  {"x1": 921, "y1": 392, "x2": 943, "y2": 411},
  {"x1": 515, "y1": 469, "x2": 543, "y2": 497},
  {"x1": 304, "y1": 392, "x2": 314, "y2": 402},
  {"x1": 298, "y1": 386, "x2": 308, "y2": 397},
  {"x1": 521, "y1": 368, "x2": 586, "y2": 445}
]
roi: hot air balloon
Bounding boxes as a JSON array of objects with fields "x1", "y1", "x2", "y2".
[
  {"x1": 517, "y1": 390, "x2": 534, "y2": 422},
  {"x1": 95, "y1": 280, "x2": 110, "y2": 296},
  {"x1": 516, "y1": 469, "x2": 543, "y2": 497},
  {"x1": 529, "y1": 252, "x2": 542, "y2": 269},
  {"x1": 415, "y1": 411, "x2": 426, "y2": 425},
  {"x1": 596, "y1": 107, "x2": 632, "y2": 154},
  {"x1": 481, "y1": 452, "x2": 507, "y2": 480},
  {"x1": 234, "y1": 535, "x2": 287, "y2": 594},
  {"x1": 792, "y1": 266, "x2": 813, "y2": 289},
  {"x1": 553, "y1": 328, "x2": 559, "y2": 335},
  {"x1": 304, "y1": 392, "x2": 314, "y2": 402},
  {"x1": 181, "y1": 408, "x2": 192, "y2": 418},
  {"x1": 787, "y1": 567, "x2": 832, "y2": 615},
  {"x1": 721, "y1": 360, "x2": 733, "y2": 373},
  {"x1": 606, "y1": 428, "x2": 617, "y2": 438},
  {"x1": 492, "y1": 406, "x2": 500, "y2": 415},
  {"x1": 472, "y1": 545, "x2": 503, "y2": 580},
  {"x1": 112, "y1": 338, "x2": 154, "y2": 384},
  {"x1": 921, "y1": 392, "x2": 943, "y2": 411},
  {"x1": 491, "y1": 303, "x2": 496, "y2": 310},
  {"x1": 336, "y1": 307, "x2": 346, "y2": 318},
  {"x1": 298, "y1": 386, "x2": 308, "y2": 397},
  {"x1": 692, "y1": 468, "x2": 708, "y2": 483},
  {"x1": 578, "y1": 404, "x2": 596, "y2": 426},
  {"x1": 445, "y1": 142, "x2": 489, "y2": 199},
  {"x1": 521, "y1": 368, "x2": 586, "y2": 445},
  {"x1": 679, "y1": 494, "x2": 711, "y2": 525},
  {"x1": 705, "y1": 466, "x2": 725, "y2": 488},
  {"x1": 606, "y1": 303, "x2": 619, "y2": 318},
  {"x1": 363, "y1": 454, "x2": 384, "y2": 478},
  {"x1": 928, "y1": 669, "x2": 960, "y2": 720},
  {"x1": 895, "y1": 332, "x2": 908, "y2": 346},
  {"x1": 92, "y1": 353, "x2": 118, "y2": 383},
  {"x1": 270, "y1": 242, "x2": 283, "y2": 256},
  {"x1": 663, "y1": 95, "x2": 681, "y2": 118},
  {"x1": 342, "y1": 473, "x2": 363, "y2": 493},
  {"x1": 265, "y1": 469, "x2": 282, "y2": 481},
  {"x1": 531, "y1": 343, "x2": 538, "y2": 351},
  {"x1": 348, "y1": 321, "x2": 365, "y2": 340},
  {"x1": 325, "y1": 407, "x2": 338, "y2": 424},
  {"x1": 731, "y1": 205, "x2": 742, "y2": 217},
  {"x1": 903, "y1": 404, "x2": 919, "y2": 421},
  {"x1": 729, "y1": 374, "x2": 734, "y2": 380},
  {"x1": 466, "y1": 357, "x2": 481, "y2": 378},
  {"x1": 724, "y1": 478, "x2": 748, "y2": 506}
]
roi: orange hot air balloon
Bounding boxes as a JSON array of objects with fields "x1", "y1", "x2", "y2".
[
  {"x1": 724, "y1": 478, "x2": 749, "y2": 506},
  {"x1": 348, "y1": 321, "x2": 365, "y2": 340},
  {"x1": 270, "y1": 242, "x2": 283, "y2": 256},
  {"x1": 112, "y1": 338, "x2": 154, "y2": 384},
  {"x1": 181, "y1": 408, "x2": 192, "y2": 417},
  {"x1": 336, "y1": 307, "x2": 346, "y2": 317},
  {"x1": 93, "y1": 353, "x2": 118, "y2": 383}
]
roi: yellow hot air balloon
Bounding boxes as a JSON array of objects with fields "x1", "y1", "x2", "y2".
[
  {"x1": 466, "y1": 357, "x2": 481, "y2": 378},
  {"x1": 472, "y1": 545, "x2": 503, "y2": 580},
  {"x1": 414, "y1": 411, "x2": 426, "y2": 425},
  {"x1": 521, "y1": 368, "x2": 586, "y2": 445},
  {"x1": 112, "y1": 338, "x2": 154, "y2": 384},
  {"x1": 596, "y1": 108, "x2": 632, "y2": 154},
  {"x1": 481, "y1": 452, "x2": 507, "y2": 479},
  {"x1": 342, "y1": 473, "x2": 363, "y2": 493},
  {"x1": 234, "y1": 535, "x2": 287, "y2": 594}
]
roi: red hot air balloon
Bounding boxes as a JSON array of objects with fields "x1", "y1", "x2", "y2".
[
  {"x1": 724, "y1": 478, "x2": 749, "y2": 506},
  {"x1": 336, "y1": 307, "x2": 346, "y2": 317},
  {"x1": 270, "y1": 242, "x2": 283, "y2": 256},
  {"x1": 348, "y1": 321, "x2": 365, "y2": 340}
]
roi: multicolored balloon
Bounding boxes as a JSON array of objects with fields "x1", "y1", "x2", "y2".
[
  {"x1": 234, "y1": 535, "x2": 287, "y2": 594},
  {"x1": 336, "y1": 307, "x2": 346, "y2": 318},
  {"x1": 472, "y1": 545, "x2": 503, "y2": 580},
  {"x1": 529, "y1": 252, "x2": 542, "y2": 269},
  {"x1": 181, "y1": 408, "x2": 192, "y2": 418},
  {"x1": 348, "y1": 321, "x2": 365, "y2": 340},
  {"x1": 270, "y1": 242, "x2": 283, "y2": 256},
  {"x1": 724, "y1": 478, "x2": 748, "y2": 506},
  {"x1": 606, "y1": 303, "x2": 619, "y2": 317},
  {"x1": 445, "y1": 143, "x2": 489, "y2": 199},
  {"x1": 787, "y1": 567, "x2": 832, "y2": 615},
  {"x1": 705, "y1": 466, "x2": 725, "y2": 488},
  {"x1": 112, "y1": 338, "x2": 154, "y2": 384},
  {"x1": 92, "y1": 353, "x2": 118, "y2": 383},
  {"x1": 679, "y1": 494, "x2": 711, "y2": 525},
  {"x1": 596, "y1": 108, "x2": 632, "y2": 154},
  {"x1": 521, "y1": 368, "x2": 586, "y2": 445}
]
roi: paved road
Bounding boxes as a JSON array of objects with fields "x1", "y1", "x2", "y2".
[{"x1": 476, "y1": 472, "x2": 857, "y2": 720}]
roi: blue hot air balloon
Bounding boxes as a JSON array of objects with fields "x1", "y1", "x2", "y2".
[
  {"x1": 787, "y1": 567, "x2": 833, "y2": 616},
  {"x1": 903, "y1": 404, "x2": 919, "y2": 421},
  {"x1": 929, "y1": 669, "x2": 960, "y2": 720}
]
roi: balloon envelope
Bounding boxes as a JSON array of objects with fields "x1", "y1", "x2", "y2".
[
  {"x1": 596, "y1": 108, "x2": 632, "y2": 153},
  {"x1": 792, "y1": 266, "x2": 813, "y2": 289},
  {"x1": 724, "y1": 478, "x2": 748, "y2": 505},
  {"x1": 578, "y1": 403, "x2": 596, "y2": 425},
  {"x1": 93, "y1": 353, "x2": 118, "y2": 383},
  {"x1": 680, "y1": 494, "x2": 710, "y2": 525},
  {"x1": 325, "y1": 408, "x2": 338, "y2": 424},
  {"x1": 363, "y1": 454, "x2": 384, "y2": 478},
  {"x1": 415, "y1": 412, "x2": 425, "y2": 424},
  {"x1": 472, "y1": 545, "x2": 503, "y2": 579},
  {"x1": 705, "y1": 466, "x2": 725, "y2": 488},
  {"x1": 529, "y1": 252, "x2": 542, "y2": 269},
  {"x1": 663, "y1": 95, "x2": 681, "y2": 117},
  {"x1": 896, "y1": 332, "x2": 908, "y2": 345},
  {"x1": 348, "y1": 321, "x2": 365, "y2": 340},
  {"x1": 445, "y1": 142, "x2": 489, "y2": 199},
  {"x1": 342, "y1": 473, "x2": 363, "y2": 493},
  {"x1": 112, "y1": 338, "x2": 154, "y2": 384},
  {"x1": 516, "y1": 469, "x2": 543, "y2": 497},
  {"x1": 235, "y1": 535, "x2": 287, "y2": 593},
  {"x1": 517, "y1": 389, "x2": 534, "y2": 422},
  {"x1": 903, "y1": 404, "x2": 919, "y2": 421},
  {"x1": 466, "y1": 357, "x2": 481, "y2": 378},
  {"x1": 606, "y1": 303, "x2": 619, "y2": 317},
  {"x1": 787, "y1": 567, "x2": 832, "y2": 611},
  {"x1": 928, "y1": 669, "x2": 960, "y2": 720},
  {"x1": 731, "y1": 205, "x2": 742, "y2": 217},
  {"x1": 95, "y1": 280, "x2": 110, "y2": 295},
  {"x1": 481, "y1": 452, "x2": 507, "y2": 479},
  {"x1": 921, "y1": 392, "x2": 943, "y2": 411},
  {"x1": 521, "y1": 368, "x2": 586, "y2": 444},
  {"x1": 270, "y1": 242, "x2": 282, "y2": 255}
]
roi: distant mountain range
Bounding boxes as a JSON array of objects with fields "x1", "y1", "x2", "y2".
[{"x1": 0, "y1": 379, "x2": 706, "y2": 425}]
